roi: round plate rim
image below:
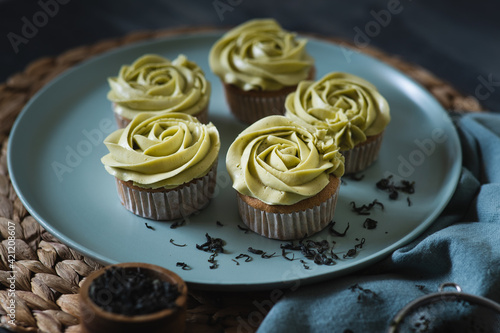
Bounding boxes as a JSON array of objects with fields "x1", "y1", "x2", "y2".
[{"x1": 7, "y1": 30, "x2": 462, "y2": 290}]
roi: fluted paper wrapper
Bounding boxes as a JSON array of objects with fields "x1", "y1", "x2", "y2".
[
  {"x1": 222, "y1": 67, "x2": 315, "y2": 124},
  {"x1": 222, "y1": 83, "x2": 292, "y2": 124},
  {"x1": 237, "y1": 185, "x2": 340, "y2": 240},
  {"x1": 115, "y1": 166, "x2": 217, "y2": 220},
  {"x1": 113, "y1": 105, "x2": 209, "y2": 128},
  {"x1": 342, "y1": 132, "x2": 384, "y2": 174}
]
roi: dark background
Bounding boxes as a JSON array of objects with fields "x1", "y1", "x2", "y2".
[{"x1": 1, "y1": 0, "x2": 499, "y2": 111}]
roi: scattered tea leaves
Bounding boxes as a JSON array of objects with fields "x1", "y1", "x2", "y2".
[
  {"x1": 363, "y1": 218, "x2": 378, "y2": 230},
  {"x1": 248, "y1": 247, "x2": 264, "y2": 255},
  {"x1": 237, "y1": 225, "x2": 250, "y2": 233},
  {"x1": 145, "y1": 223, "x2": 155, "y2": 230},
  {"x1": 348, "y1": 283, "x2": 378, "y2": 302},
  {"x1": 389, "y1": 190, "x2": 398, "y2": 200},
  {"x1": 196, "y1": 233, "x2": 225, "y2": 254},
  {"x1": 281, "y1": 248, "x2": 295, "y2": 261},
  {"x1": 280, "y1": 242, "x2": 301, "y2": 251},
  {"x1": 318, "y1": 253, "x2": 336, "y2": 265},
  {"x1": 216, "y1": 220, "x2": 224, "y2": 227},
  {"x1": 343, "y1": 238, "x2": 366, "y2": 259},
  {"x1": 235, "y1": 254, "x2": 252, "y2": 262},
  {"x1": 196, "y1": 233, "x2": 225, "y2": 269},
  {"x1": 277, "y1": 233, "x2": 369, "y2": 266},
  {"x1": 330, "y1": 249, "x2": 340, "y2": 260},
  {"x1": 303, "y1": 239, "x2": 330, "y2": 253},
  {"x1": 232, "y1": 259, "x2": 240, "y2": 265},
  {"x1": 376, "y1": 175, "x2": 416, "y2": 200},
  {"x1": 376, "y1": 175, "x2": 391, "y2": 188},
  {"x1": 328, "y1": 221, "x2": 350, "y2": 237},
  {"x1": 399, "y1": 180, "x2": 416, "y2": 194},
  {"x1": 169, "y1": 239, "x2": 187, "y2": 247},
  {"x1": 281, "y1": 238, "x2": 338, "y2": 266},
  {"x1": 377, "y1": 175, "x2": 399, "y2": 199},
  {"x1": 300, "y1": 259, "x2": 310, "y2": 270},
  {"x1": 208, "y1": 253, "x2": 217, "y2": 262},
  {"x1": 247, "y1": 247, "x2": 276, "y2": 259},
  {"x1": 350, "y1": 199, "x2": 384, "y2": 215},
  {"x1": 207, "y1": 252, "x2": 219, "y2": 269},
  {"x1": 407, "y1": 196, "x2": 412, "y2": 207},
  {"x1": 170, "y1": 219, "x2": 185, "y2": 229},
  {"x1": 343, "y1": 248, "x2": 358, "y2": 259},
  {"x1": 355, "y1": 238, "x2": 366, "y2": 249},
  {"x1": 208, "y1": 253, "x2": 219, "y2": 269},
  {"x1": 176, "y1": 262, "x2": 191, "y2": 270}
]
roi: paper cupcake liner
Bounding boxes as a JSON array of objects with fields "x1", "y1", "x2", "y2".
[
  {"x1": 342, "y1": 132, "x2": 384, "y2": 174},
  {"x1": 113, "y1": 105, "x2": 209, "y2": 128},
  {"x1": 114, "y1": 111, "x2": 131, "y2": 129},
  {"x1": 115, "y1": 165, "x2": 217, "y2": 221},
  {"x1": 222, "y1": 83, "x2": 292, "y2": 124},
  {"x1": 222, "y1": 67, "x2": 315, "y2": 124},
  {"x1": 237, "y1": 185, "x2": 340, "y2": 240}
]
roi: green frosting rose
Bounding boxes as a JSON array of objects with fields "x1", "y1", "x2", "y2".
[
  {"x1": 226, "y1": 115, "x2": 344, "y2": 205},
  {"x1": 285, "y1": 72, "x2": 390, "y2": 151},
  {"x1": 107, "y1": 54, "x2": 210, "y2": 120},
  {"x1": 101, "y1": 112, "x2": 220, "y2": 189},
  {"x1": 209, "y1": 18, "x2": 314, "y2": 91}
]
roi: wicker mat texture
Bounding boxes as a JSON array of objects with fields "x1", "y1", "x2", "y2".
[{"x1": 0, "y1": 27, "x2": 483, "y2": 333}]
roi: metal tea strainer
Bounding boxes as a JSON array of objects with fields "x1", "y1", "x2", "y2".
[{"x1": 388, "y1": 282, "x2": 500, "y2": 333}]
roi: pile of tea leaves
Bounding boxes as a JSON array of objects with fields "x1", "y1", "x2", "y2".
[{"x1": 88, "y1": 266, "x2": 179, "y2": 316}]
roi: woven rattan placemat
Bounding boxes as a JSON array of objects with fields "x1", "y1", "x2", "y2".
[{"x1": 0, "y1": 27, "x2": 483, "y2": 333}]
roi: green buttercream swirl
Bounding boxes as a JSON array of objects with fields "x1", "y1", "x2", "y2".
[
  {"x1": 107, "y1": 54, "x2": 210, "y2": 120},
  {"x1": 226, "y1": 115, "x2": 344, "y2": 205},
  {"x1": 101, "y1": 112, "x2": 220, "y2": 189},
  {"x1": 285, "y1": 72, "x2": 390, "y2": 151},
  {"x1": 209, "y1": 18, "x2": 314, "y2": 91}
]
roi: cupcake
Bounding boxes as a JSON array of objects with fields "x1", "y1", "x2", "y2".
[
  {"x1": 285, "y1": 72, "x2": 390, "y2": 174},
  {"x1": 107, "y1": 54, "x2": 211, "y2": 128},
  {"x1": 226, "y1": 115, "x2": 344, "y2": 240},
  {"x1": 209, "y1": 18, "x2": 315, "y2": 124},
  {"x1": 101, "y1": 112, "x2": 220, "y2": 220}
]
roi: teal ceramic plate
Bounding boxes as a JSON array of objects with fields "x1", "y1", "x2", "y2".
[{"x1": 8, "y1": 32, "x2": 461, "y2": 290}]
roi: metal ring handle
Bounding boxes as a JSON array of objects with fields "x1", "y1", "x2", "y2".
[
  {"x1": 389, "y1": 282, "x2": 500, "y2": 332},
  {"x1": 438, "y1": 282, "x2": 462, "y2": 293}
]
